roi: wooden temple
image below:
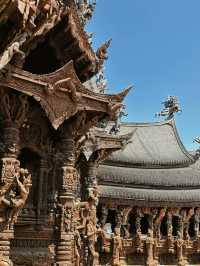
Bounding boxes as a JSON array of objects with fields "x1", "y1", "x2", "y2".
[{"x1": 0, "y1": 1, "x2": 199, "y2": 266}]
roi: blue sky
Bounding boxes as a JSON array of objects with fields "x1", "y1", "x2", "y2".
[{"x1": 87, "y1": 0, "x2": 200, "y2": 150}]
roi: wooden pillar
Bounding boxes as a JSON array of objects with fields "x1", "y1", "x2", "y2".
[
  {"x1": 135, "y1": 208, "x2": 142, "y2": 253},
  {"x1": 194, "y1": 208, "x2": 200, "y2": 239},
  {"x1": 36, "y1": 158, "x2": 48, "y2": 225},
  {"x1": 146, "y1": 229, "x2": 155, "y2": 266},
  {"x1": 55, "y1": 126, "x2": 77, "y2": 266},
  {"x1": 87, "y1": 162, "x2": 98, "y2": 188},
  {"x1": 167, "y1": 211, "x2": 174, "y2": 254},
  {"x1": 0, "y1": 121, "x2": 20, "y2": 266}
]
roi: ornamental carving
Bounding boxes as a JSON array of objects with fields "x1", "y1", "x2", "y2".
[
  {"x1": 62, "y1": 166, "x2": 78, "y2": 192},
  {"x1": 0, "y1": 159, "x2": 20, "y2": 185},
  {"x1": 0, "y1": 167, "x2": 31, "y2": 230}
]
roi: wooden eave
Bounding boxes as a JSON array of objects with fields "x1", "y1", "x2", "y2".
[
  {"x1": 48, "y1": 7, "x2": 97, "y2": 82},
  {"x1": 0, "y1": 1, "x2": 97, "y2": 81},
  {"x1": 82, "y1": 129, "x2": 133, "y2": 162},
  {"x1": 0, "y1": 61, "x2": 129, "y2": 129}
]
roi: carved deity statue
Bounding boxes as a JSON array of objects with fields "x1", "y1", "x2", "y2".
[
  {"x1": 112, "y1": 227, "x2": 122, "y2": 266},
  {"x1": 73, "y1": 194, "x2": 100, "y2": 266},
  {"x1": 88, "y1": 181, "x2": 99, "y2": 208},
  {"x1": 86, "y1": 215, "x2": 99, "y2": 266}
]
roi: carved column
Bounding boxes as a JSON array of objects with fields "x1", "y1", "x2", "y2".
[
  {"x1": 87, "y1": 162, "x2": 98, "y2": 188},
  {"x1": 194, "y1": 208, "x2": 200, "y2": 239},
  {"x1": 0, "y1": 89, "x2": 31, "y2": 265},
  {"x1": 146, "y1": 229, "x2": 156, "y2": 266},
  {"x1": 135, "y1": 208, "x2": 143, "y2": 253},
  {"x1": 176, "y1": 232, "x2": 185, "y2": 266},
  {"x1": 85, "y1": 161, "x2": 99, "y2": 266},
  {"x1": 0, "y1": 121, "x2": 20, "y2": 265},
  {"x1": 167, "y1": 211, "x2": 174, "y2": 254},
  {"x1": 99, "y1": 205, "x2": 108, "y2": 227},
  {"x1": 0, "y1": 120, "x2": 21, "y2": 266},
  {"x1": 55, "y1": 125, "x2": 77, "y2": 266},
  {"x1": 36, "y1": 158, "x2": 48, "y2": 226}
]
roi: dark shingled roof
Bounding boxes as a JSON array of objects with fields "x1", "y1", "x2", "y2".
[
  {"x1": 98, "y1": 119, "x2": 200, "y2": 206},
  {"x1": 99, "y1": 185, "x2": 200, "y2": 206},
  {"x1": 107, "y1": 119, "x2": 195, "y2": 167},
  {"x1": 98, "y1": 163, "x2": 200, "y2": 188}
]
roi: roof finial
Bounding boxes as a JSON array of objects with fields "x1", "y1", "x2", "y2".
[
  {"x1": 109, "y1": 104, "x2": 128, "y2": 135},
  {"x1": 155, "y1": 96, "x2": 181, "y2": 120},
  {"x1": 96, "y1": 38, "x2": 112, "y2": 70}
]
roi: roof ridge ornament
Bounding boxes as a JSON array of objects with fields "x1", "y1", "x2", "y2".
[
  {"x1": 96, "y1": 38, "x2": 112, "y2": 71},
  {"x1": 155, "y1": 96, "x2": 181, "y2": 120}
]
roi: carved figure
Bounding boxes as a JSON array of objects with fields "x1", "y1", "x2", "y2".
[
  {"x1": 146, "y1": 229, "x2": 156, "y2": 266},
  {"x1": 63, "y1": 207, "x2": 72, "y2": 232},
  {"x1": 62, "y1": 165, "x2": 77, "y2": 191},
  {"x1": 34, "y1": 0, "x2": 66, "y2": 37},
  {"x1": 96, "y1": 39, "x2": 112, "y2": 61},
  {"x1": 7, "y1": 168, "x2": 32, "y2": 225},
  {"x1": 86, "y1": 215, "x2": 99, "y2": 266},
  {"x1": 155, "y1": 96, "x2": 181, "y2": 120},
  {"x1": 112, "y1": 227, "x2": 122, "y2": 266},
  {"x1": 88, "y1": 181, "x2": 99, "y2": 208}
]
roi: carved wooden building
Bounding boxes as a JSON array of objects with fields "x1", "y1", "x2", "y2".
[
  {"x1": 0, "y1": 0, "x2": 131, "y2": 265},
  {"x1": 0, "y1": 1, "x2": 199, "y2": 266}
]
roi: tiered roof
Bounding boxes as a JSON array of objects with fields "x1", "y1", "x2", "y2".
[{"x1": 98, "y1": 119, "x2": 200, "y2": 206}]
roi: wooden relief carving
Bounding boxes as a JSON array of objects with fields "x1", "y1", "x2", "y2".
[{"x1": 0, "y1": 167, "x2": 31, "y2": 230}]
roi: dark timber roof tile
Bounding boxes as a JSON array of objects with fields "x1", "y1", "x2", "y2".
[{"x1": 108, "y1": 119, "x2": 194, "y2": 167}]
